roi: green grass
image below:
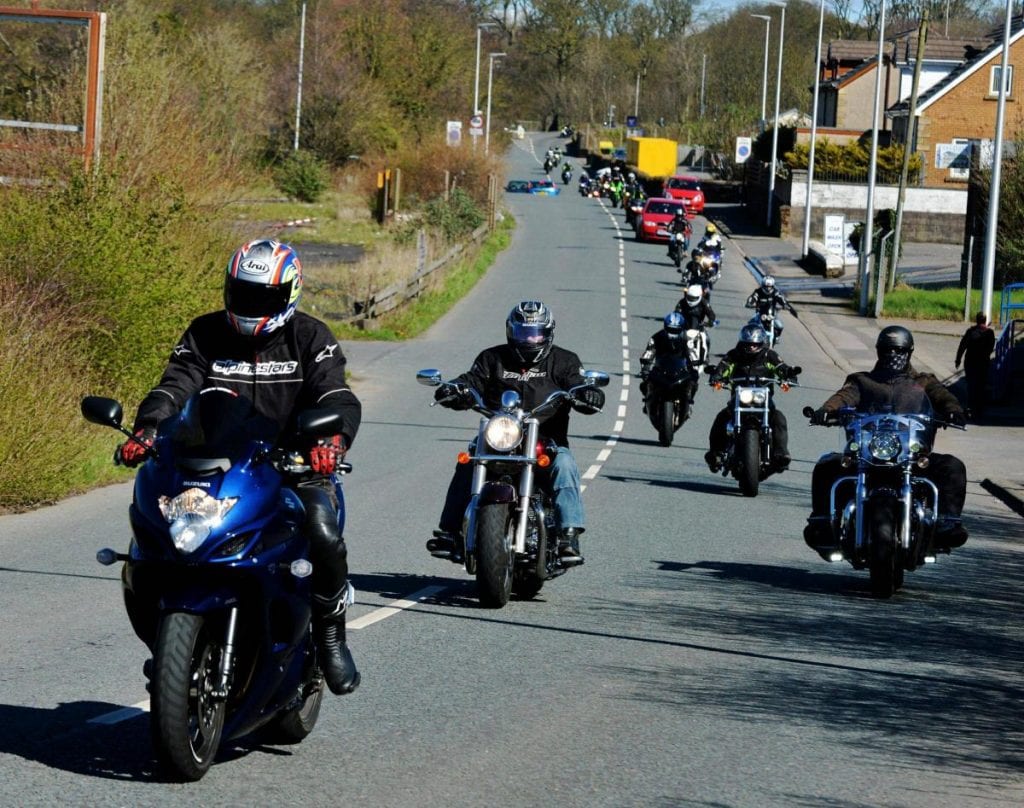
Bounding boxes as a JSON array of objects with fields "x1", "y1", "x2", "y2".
[
  {"x1": 323, "y1": 213, "x2": 515, "y2": 341},
  {"x1": 226, "y1": 185, "x2": 386, "y2": 245},
  {"x1": 880, "y1": 285, "x2": 986, "y2": 321}
]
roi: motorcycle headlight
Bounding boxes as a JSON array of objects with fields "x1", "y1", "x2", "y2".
[
  {"x1": 158, "y1": 488, "x2": 238, "y2": 554},
  {"x1": 752, "y1": 391, "x2": 767, "y2": 405},
  {"x1": 908, "y1": 440, "x2": 923, "y2": 454},
  {"x1": 738, "y1": 389, "x2": 760, "y2": 405},
  {"x1": 868, "y1": 433, "x2": 901, "y2": 461},
  {"x1": 483, "y1": 414, "x2": 523, "y2": 452}
]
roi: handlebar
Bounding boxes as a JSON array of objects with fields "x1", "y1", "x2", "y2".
[{"x1": 802, "y1": 405, "x2": 966, "y2": 430}]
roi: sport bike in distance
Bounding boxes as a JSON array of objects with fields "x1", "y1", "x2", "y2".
[
  {"x1": 417, "y1": 369, "x2": 609, "y2": 607},
  {"x1": 82, "y1": 391, "x2": 350, "y2": 781},
  {"x1": 803, "y1": 404, "x2": 965, "y2": 598},
  {"x1": 707, "y1": 372, "x2": 797, "y2": 497},
  {"x1": 643, "y1": 354, "x2": 696, "y2": 447}
]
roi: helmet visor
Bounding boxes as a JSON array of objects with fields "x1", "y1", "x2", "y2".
[
  {"x1": 509, "y1": 321, "x2": 552, "y2": 346},
  {"x1": 226, "y1": 277, "x2": 293, "y2": 318}
]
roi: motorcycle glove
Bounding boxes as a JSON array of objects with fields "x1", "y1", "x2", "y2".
[
  {"x1": 810, "y1": 407, "x2": 832, "y2": 425},
  {"x1": 947, "y1": 410, "x2": 968, "y2": 428},
  {"x1": 310, "y1": 434, "x2": 346, "y2": 474},
  {"x1": 118, "y1": 427, "x2": 156, "y2": 467},
  {"x1": 435, "y1": 384, "x2": 473, "y2": 410},
  {"x1": 785, "y1": 365, "x2": 802, "y2": 380},
  {"x1": 572, "y1": 386, "x2": 605, "y2": 414}
]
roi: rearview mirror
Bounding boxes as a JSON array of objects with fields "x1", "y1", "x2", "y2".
[
  {"x1": 81, "y1": 396, "x2": 124, "y2": 428},
  {"x1": 416, "y1": 369, "x2": 442, "y2": 387},
  {"x1": 583, "y1": 370, "x2": 610, "y2": 388}
]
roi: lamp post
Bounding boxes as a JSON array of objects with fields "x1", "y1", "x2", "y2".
[
  {"x1": 751, "y1": 14, "x2": 771, "y2": 131},
  {"x1": 857, "y1": 0, "x2": 887, "y2": 315},
  {"x1": 473, "y1": 22, "x2": 498, "y2": 150},
  {"x1": 484, "y1": 52, "x2": 506, "y2": 155},
  {"x1": 981, "y1": 0, "x2": 1014, "y2": 323},
  {"x1": 801, "y1": 0, "x2": 826, "y2": 258},
  {"x1": 766, "y1": 2, "x2": 786, "y2": 230},
  {"x1": 293, "y1": 1, "x2": 307, "y2": 151}
]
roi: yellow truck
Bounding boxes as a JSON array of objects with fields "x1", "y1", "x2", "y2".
[{"x1": 625, "y1": 137, "x2": 678, "y2": 181}]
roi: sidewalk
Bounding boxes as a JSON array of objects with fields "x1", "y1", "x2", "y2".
[{"x1": 711, "y1": 206, "x2": 1024, "y2": 520}]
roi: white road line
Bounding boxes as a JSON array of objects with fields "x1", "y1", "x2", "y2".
[
  {"x1": 622, "y1": 348, "x2": 629, "y2": 359},
  {"x1": 620, "y1": 307, "x2": 627, "y2": 318},
  {"x1": 348, "y1": 585, "x2": 447, "y2": 630},
  {"x1": 583, "y1": 464, "x2": 601, "y2": 480},
  {"x1": 617, "y1": 404, "x2": 627, "y2": 417},
  {"x1": 613, "y1": 420, "x2": 624, "y2": 432},
  {"x1": 622, "y1": 335, "x2": 629, "y2": 347},
  {"x1": 620, "y1": 388, "x2": 629, "y2": 402},
  {"x1": 597, "y1": 449, "x2": 611, "y2": 462},
  {"x1": 620, "y1": 320, "x2": 628, "y2": 332}
]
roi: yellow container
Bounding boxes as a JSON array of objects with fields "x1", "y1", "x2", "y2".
[
  {"x1": 598, "y1": 139, "x2": 615, "y2": 155},
  {"x1": 625, "y1": 137, "x2": 678, "y2": 179}
]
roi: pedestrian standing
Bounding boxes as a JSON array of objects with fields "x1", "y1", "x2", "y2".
[{"x1": 955, "y1": 312, "x2": 997, "y2": 420}]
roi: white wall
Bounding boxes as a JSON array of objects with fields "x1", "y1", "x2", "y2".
[{"x1": 790, "y1": 180, "x2": 967, "y2": 214}]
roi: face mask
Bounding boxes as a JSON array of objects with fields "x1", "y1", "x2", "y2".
[{"x1": 879, "y1": 349, "x2": 910, "y2": 373}]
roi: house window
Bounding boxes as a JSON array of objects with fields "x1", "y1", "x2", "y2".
[{"x1": 989, "y1": 64, "x2": 1013, "y2": 96}]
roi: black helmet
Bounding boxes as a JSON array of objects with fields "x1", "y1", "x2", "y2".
[
  {"x1": 875, "y1": 325, "x2": 914, "y2": 373},
  {"x1": 507, "y1": 301, "x2": 555, "y2": 364},
  {"x1": 738, "y1": 323, "x2": 768, "y2": 358}
]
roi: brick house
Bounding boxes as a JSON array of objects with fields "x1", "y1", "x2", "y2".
[{"x1": 888, "y1": 22, "x2": 1024, "y2": 188}]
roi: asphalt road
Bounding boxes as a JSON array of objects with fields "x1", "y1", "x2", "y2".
[{"x1": 1, "y1": 133, "x2": 1021, "y2": 807}]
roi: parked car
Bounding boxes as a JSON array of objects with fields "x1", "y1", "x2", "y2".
[
  {"x1": 530, "y1": 178, "x2": 561, "y2": 196},
  {"x1": 661, "y1": 175, "x2": 705, "y2": 214},
  {"x1": 636, "y1": 197, "x2": 685, "y2": 242},
  {"x1": 506, "y1": 180, "x2": 533, "y2": 193}
]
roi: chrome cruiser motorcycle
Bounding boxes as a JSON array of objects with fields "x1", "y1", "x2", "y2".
[
  {"x1": 708, "y1": 372, "x2": 797, "y2": 497},
  {"x1": 803, "y1": 404, "x2": 965, "y2": 598},
  {"x1": 417, "y1": 369, "x2": 609, "y2": 607},
  {"x1": 82, "y1": 391, "x2": 348, "y2": 780}
]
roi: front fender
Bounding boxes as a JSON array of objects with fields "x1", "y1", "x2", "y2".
[{"x1": 479, "y1": 481, "x2": 517, "y2": 506}]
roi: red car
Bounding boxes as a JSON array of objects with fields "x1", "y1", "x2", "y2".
[
  {"x1": 635, "y1": 198, "x2": 685, "y2": 242},
  {"x1": 661, "y1": 175, "x2": 705, "y2": 214}
]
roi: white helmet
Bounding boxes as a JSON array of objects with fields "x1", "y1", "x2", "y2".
[
  {"x1": 762, "y1": 275, "x2": 776, "y2": 290},
  {"x1": 684, "y1": 284, "x2": 703, "y2": 307}
]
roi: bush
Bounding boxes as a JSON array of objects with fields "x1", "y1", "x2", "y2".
[
  {"x1": 274, "y1": 150, "x2": 329, "y2": 203},
  {"x1": 422, "y1": 188, "x2": 485, "y2": 241}
]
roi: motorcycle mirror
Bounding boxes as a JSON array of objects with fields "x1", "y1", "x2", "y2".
[
  {"x1": 582, "y1": 370, "x2": 610, "y2": 388},
  {"x1": 500, "y1": 389, "x2": 521, "y2": 410},
  {"x1": 81, "y1": 396, "x2": 124, "y2": 428},
  {"x1": 415, "y1": 369, "x2": 443, "y2": 387}
]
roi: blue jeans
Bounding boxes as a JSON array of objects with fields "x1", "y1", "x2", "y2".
[{"x1": 439, "y1": 446, "x2": 586, "y2": 534}]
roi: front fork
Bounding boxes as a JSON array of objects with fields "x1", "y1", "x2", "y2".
[
  {"x1": 211, "y1": 606, "x2": 239, "y2": 700},
  {"x1": 514, "y1": 420, "x2": 540, "y2": 554}
]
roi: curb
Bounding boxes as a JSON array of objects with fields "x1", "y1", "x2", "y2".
[{"x1": 980, "y1": 478, "x2": 1024, "y2": 518}]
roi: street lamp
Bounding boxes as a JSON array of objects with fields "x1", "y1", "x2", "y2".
[
  {"x1": 801, "y1": 0, "x2": 826, "y2": 258},
  {"x1": 473, "y1": 22, "x2": 498, "y2": 117},
  {"x1": 484, "y1": 52, "x2": 506, "y2": 155},
  {"x1": 858, "y1": 0, "x2": 888, "y2": 315},
  {"x1": 766, "y1": 2, "x2": 786, "y2": 230},
  {"x1": 981, "y1": 0, "x2": 1014, "y2": 323},
  {"x1": 751, "y1": 14, "x2": 771, "y2": 131}
]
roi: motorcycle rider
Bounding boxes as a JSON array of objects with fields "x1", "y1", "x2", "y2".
[
  {"x1": 639, "y1": 311, "x2": 701, "y2": 412},
  {"x1": 804, "y1": 325, "x2": 969, "y2": 553},
  {"x1": 667, "y1": 208, "x2": 692, "y2": 259},
  {"x1": 561, "y1": 161, "x2": 573, "y2": 183},
  {"x1": 117, "y1": 239, "x2": 361, "y2": 696},
  {"x1": 682, "y1": 248, "x2": 713, "y2": 293},
  {"x1": 704, "y1": 324, "x2": 800, "y2": 473},
  {"x1": 674, "y1": 283, "x2": 717, "y2": 333},
  {"x1": 427, "y1": 301, "x2": 605, "y2": 563},
  {"x1": 745, "y1": 275, "x2": 795, "y2": 343},
  {"x1": 698, "y1": 223, "x2": 722, "y2": 252}
]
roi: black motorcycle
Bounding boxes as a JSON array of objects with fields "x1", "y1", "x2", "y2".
[
  {"x1": 561, "y1": 166, "x2": 573, "y2": 185},
  {"x1": 643, "y1": 354, "x2": 696, "y2": 447},
  {"x1": 707, "y1": 372, "x2": 797, "y2": 497},
  {"x1": 417, "y1": 369, "x2": 609, "y2": 607},
  {"x1": 803, "y1": 405, "x2": 965, "y2": 598}
]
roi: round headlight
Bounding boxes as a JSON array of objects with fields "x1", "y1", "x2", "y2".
[
  {"x1": 752, "y1": 391, "x2": 767, "y2": 405},
  {"x1": 738, "y1": 389, "x2": 754, "y2": 405},
  {"x1": 908, "y1": 440, "x2": 923, "y2": 454},
  {"x1": 484, "y1": 414, "x2": 523, "y2": 452},
  {"x1": 868, "y1": 433, "x2": 901, "y2": 461}
]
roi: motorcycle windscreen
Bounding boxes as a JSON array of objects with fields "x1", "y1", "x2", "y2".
[
  {"x1": 863, "y1": 377, "x2": 933, "y2": 417},
  {"x1": 169, "y1": 389, "x2": 280, "y2": 463}
]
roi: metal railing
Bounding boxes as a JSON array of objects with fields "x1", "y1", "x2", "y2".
[{"x1": 993, "y1": 317, "x2": 1024, "y2": 401}]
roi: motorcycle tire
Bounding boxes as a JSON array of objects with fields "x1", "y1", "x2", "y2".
[
  {"x1": 673, "y1": 251, "x2": 682, "y2": 269},
  {"x1": 657, "y1": 400, "x2": 675, "y2": 447},
  {"x1": 476, "y1": 503, "x2": 514, "y2": 608},
  {"x1": 150, "y1": 611, "x2": 227, "y2": 781},
  {"x1": 260, "y1": 674, "x2": 324, "y2": 745},
  {"x1": 736, "y1": 428, "x2": 760, "y2": 497},
  {"x1": 867, "y1": 498, "x2": 900, "y2": 598}
]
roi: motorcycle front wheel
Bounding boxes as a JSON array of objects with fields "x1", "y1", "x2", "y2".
[
  {"x1": 867, "y1": 499, "x2": 900, "y2": 598},
  {"x1": 657, "y1": 400, "x2": 675, "y2": 447},
  {"x1": 476, "y1": 503, "x2": 514, "y2": 608},
  {"x1": 736, "y1": 428, "x2": 760, "y2": 497},
  {"x1": 150, "y1": 612, "x2": 227, "y2": 781}
]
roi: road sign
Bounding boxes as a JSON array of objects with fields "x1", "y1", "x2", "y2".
[
  {"x1": 470, "y1": 114, "x2": 483, "y2": 128},
  {"x1": 824, "y1": 214, "x2": 845, "y2": 257},
  {"x1": 626, "y1": 115, "x2": 638, "y2": 128},
  {"x1": 735, "y1": 136, "x2": 752, "y2": 164},
  {"x1": 446, "y1": 120, "x2": 462, "y2": 146}
]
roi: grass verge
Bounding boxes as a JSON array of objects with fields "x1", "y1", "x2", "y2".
[
  {"x1": 323, "y1": 213, "x2": 515, "y2": 341},
  {"x1": 880, "y1": 285, "x2": 986, "y2": 321}
]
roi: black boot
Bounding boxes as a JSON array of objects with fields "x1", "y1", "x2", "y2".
[
  {"x1": 934, "y1": 517, "x2": 968, "y2": 551},
  {"x1": 313, "y1": 585, "x2": 360, "y2": 695},
  {"x1": 558, "y1": 528, "x2": 584, "y2": 566}
]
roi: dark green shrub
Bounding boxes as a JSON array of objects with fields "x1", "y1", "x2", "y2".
[
  {"x1": 422, "y1": 188, "x2": 485, "y2": 241},
  {"x1": 274, "y1": 150, "x2": 329, "y2": 203}
]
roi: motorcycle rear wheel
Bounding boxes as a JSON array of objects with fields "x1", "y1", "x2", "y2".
[
  {"x1": 476, "y1": 503, "x2": 514, "y2": 608},
  {"x1": 657, "y1": 400, "x2": 675, "y2": 447},
  {"x1": 868, "y1": 500, "x2": 899, "y2": 598},
  {"x1": 151, "y1": 612, "x2": 227, "y2": 781},
  {"x1": 736, "y1": 428, "x2": 760, "y2": 497}
]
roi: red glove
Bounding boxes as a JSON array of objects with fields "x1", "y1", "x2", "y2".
[
  {"x1": 118, "y1": 428, "x2": 156, "y2": 467},
  {"x1": 310, "y1": 435, "x2": 346, "y2": 474}
]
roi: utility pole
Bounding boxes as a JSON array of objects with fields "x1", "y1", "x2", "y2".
[
  {"x1": 887, "y1": 11, "x2": 928, "y2": 298},
  {"x1": 293, "y1": 1, "x2": 306, "y2": 151}
]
